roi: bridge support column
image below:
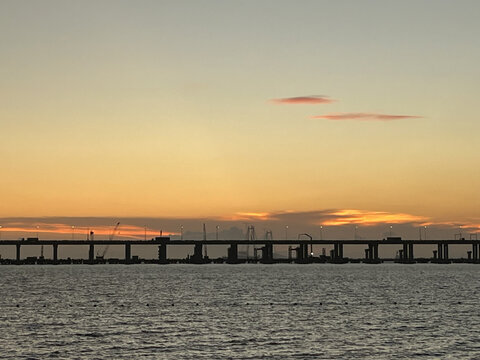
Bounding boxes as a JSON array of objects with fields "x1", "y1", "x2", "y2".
[
  {"x1": 473, "y1": 244, "x2": 478, "y2": 261},
  {"x1": 438, "y1": 244, "x2": 443, "y2": 260},
  {"x1": 365, "y1": 248, "x2": 370, "y2": 259},
  {"x1": 158, "y1": 243, "x2": 167, "y2": 263},
  {"x1": 227, "y1": 244, "x2": 238, "y2": 263},
  {"x1": 16, "y1": 244, "x2": 21, "y2": 262},
  {"x1": 297, "y1": 244, "x2": 307, "y2": 262},
  {"x1": 88, "y1": 244, "x2": 94, "y2": 263},
  {"x1": 403, "y1": 244, "x2": 408, "y2": 261},
  {"x1": 338, "y1": 243, "x2": 343, "y2": 259},
  {"x1": 332, "y1": 243, "x2": 342, "y2": 261},
  {"x1": 408, "y1": 244, "x2": 414, "y2": 261},
  {"x1": 443, "y1": 244, "x2": 448, "y2": 261},
  {"x1": 302, "y1": 243, "x2": 308, "y2": 260},
  {"x1": 262, "y1": 243, "x2": 273, "y2": 263},
  {"x1": 468, "y1": 251, "x2": 472, "y2": 260},
  {"x1": 53, "y1": 244, "x2": 58, "y2": 263},
  {"x1": 373, "y1": 244, "x2": 378, "y2": 260},
  {"x1": 398, "y1": 249, "x2": 404, "y2": 260},
  {"x1": 433, "y1": 250, "x2": 437, "y2": 260},
  {"x1": 125, "y1": 243, "x2": 131, "y2": 263},
  {"x1": 193, "y1": 243, "x2": 203, "y2": 263}
]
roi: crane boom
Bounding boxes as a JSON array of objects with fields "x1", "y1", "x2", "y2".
[{"x1": 98, "y1": 222, "x2": 121, "y2": 258}]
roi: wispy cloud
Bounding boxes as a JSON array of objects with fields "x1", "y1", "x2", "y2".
[
  {"x1": 0, "y1": 222, "x2": 174, "y2": 239},
  {"x1": 223, "y1": 212, "x2": 274, "y2": 221},
  {"x1": 312, "y1": 113, "x2": 422, "y2": 121},
  {"x1": 1, "y1": 211, "x2": 476, "y2": 240},
  {"x1": 319, "y1": 209, "x2": 428, "y2": 226},
  {"x1": 220, "y1": 209, "x2": 428, "y2": 227},
  {"x1": 271, "y1": 95, "x2": 334, "y2": 105}
]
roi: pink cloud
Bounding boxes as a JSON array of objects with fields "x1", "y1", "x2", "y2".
[
  {"x1": 312, "y1": 113, "x2": 422, "y2": 121},
  {"x1": 271, "y1": 95, "x2": 334, "y2": 105},
  {"x1": 320, "y1": 209, "x2": 428, "y2": 226}
]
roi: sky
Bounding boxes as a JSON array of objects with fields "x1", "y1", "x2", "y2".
[{"x1": 0, "y1": 0, "x2": 479, "y2": 240}]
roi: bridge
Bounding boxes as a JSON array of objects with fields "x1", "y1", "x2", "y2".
[{"x1": 0, "y1": 237, "x2": 479, "y2": 265}]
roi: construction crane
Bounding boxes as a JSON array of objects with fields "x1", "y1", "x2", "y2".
[
  {"x1": 298, "y1": 233, "x2": 313, "y2": 256},
  {"x1": 97, "y1": 222, "x2": 120, "y2": 259}
]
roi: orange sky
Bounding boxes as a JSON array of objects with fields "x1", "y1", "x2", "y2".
[{"x1": 0, "y1": 1, "x2": 479, "y2": 230}]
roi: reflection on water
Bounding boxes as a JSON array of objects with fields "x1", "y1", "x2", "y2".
[{"x1": 1, "y1": 264, "x2": 479, "y2": 359}]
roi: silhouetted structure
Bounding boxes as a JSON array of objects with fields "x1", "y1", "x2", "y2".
[{"x1": 1, "y1": 237, "x2": 480, "y2": 265}]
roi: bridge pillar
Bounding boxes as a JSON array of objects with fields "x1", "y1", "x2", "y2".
[
  {"x1": 262, "y1": 243, "x2": 273, "y2": 262},
  {"x1": 408, "y1": 244, "x2": 414, "y2": 260},
  {"x1": 192, "y1": 243, "x2": 203, "y2": 263},
  {"x1": 473, "y1": 244, "x2": 478, "y2": 261},
  {"x1": 403, "y1": 244, "x2": 408, "y2": 261},
  {"x1": 398, "y1": 249, "x2": 403, "y2": 260},
  {"x1": 125, "y1": 243, "x2": 131, "y2": 263},
  {"x1": 365, "y1": 248, "x2": 370, "y2": 259},
  {"x1": 16, "y1": 244, "x2": 21, "y2": 262},
  {"x1": 438, "y1": 244, "x2": 443, "y2": 260},
  {"x1": 227, "y1": 244, "x2": 238, "y2": 263},
  {"x1": 296, "y1": 244, "x2": 307, "y2": 262},
  {"x1": 338, "y1": 243, "x2": 343, "y2": 259},
  {"x1": 367, "y1": 244, "x2": 376, "y2": 260},
  {"x1": 332, "y1": 243, "x2": 342, "y2": 260},
  {"x1": 88, "y1": 244, "x2": 94, "y2": 263},
  {"x1": 302, "y1": 243, "x2": 308, "y2": 260},
  {"x1": 443, "y1": 244, "x2": 448, "y2": 260},
  {"x1": 468, "y1": 251, "x2": 472, "y2": 260},
  {"x1": 433, "y1": 250, "x2": 437, "y2": 260},
  {"x1": 53, "y1": 244, "x2": 58, "y2": 263},
  {"x1": 158, "y1": 243, "x2": 167, "y2": 263}
]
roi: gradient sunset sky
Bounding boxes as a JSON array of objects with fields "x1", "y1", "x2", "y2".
[{"x1": 1, "y1": 0, "x2": 479, "y2": 238}]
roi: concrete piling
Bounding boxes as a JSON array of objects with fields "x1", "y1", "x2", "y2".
[
  {"x1": 125, "y1": 243, "x2": 131, "y2": 263},
  {"x1": 88, "y1": 244, "x2": 94, "y2": 263},
  {"x1": 53, "y1": 244, "x2": 58, "y2": 263}
]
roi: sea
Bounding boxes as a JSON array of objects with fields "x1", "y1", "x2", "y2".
[{"x1": 1, "y1": 264, "x2": 479, "y2": 359}]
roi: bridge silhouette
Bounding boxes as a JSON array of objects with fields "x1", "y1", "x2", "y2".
[{"x1": 0, "y1": 237, "x2": 479, "y2": 265}]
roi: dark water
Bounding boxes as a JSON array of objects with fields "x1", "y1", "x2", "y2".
[{"x1": 1, "y1": 264, "x2": 480, "y2": 359}]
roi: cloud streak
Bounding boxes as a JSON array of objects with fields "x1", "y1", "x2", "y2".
[
  {"x1": 1, "y1": 211, "x2": 477, "y2": 240},
  {"x1": 312, "y1": 113, "x2": 422, "y2": 121},
  {"x1": 0, "y1": 221, "x2": 175, "y2": 239},
  {"x1": 271, "y1": 95, "x2": 334, "y2": 105},
  {"x1": 219, "y1": 209, "x2": 428, "y2": 227},
  {"x1": 320, "y1": 209, "x2": 428, "y2": 226}
]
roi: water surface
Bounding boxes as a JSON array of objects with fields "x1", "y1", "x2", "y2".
[{"x1": 1, "y1": 264, "x2": 479, "y2": 359}]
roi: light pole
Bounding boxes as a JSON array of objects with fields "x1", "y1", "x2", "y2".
[
  {"x1": 424, "y1": 226, "x2": 427, "y2": 241},
  {"x1": 354, "y1": 225, "x2": 358, "y2": 240},
  {"x1": 389, "y1": 225, "x2": 393, "y2": 237},
  {"x1": 180, "y1": 225, "x2": 184, "y2": 241},
  {"x1": 0, "y1": 225, "x2": 2, "y2": 240},
  {"x1": 216, "y1": 225, "x2": 219, "y2": 241},
  {"x1": 36, "y1": 225, "x2": 39, "y2": 239},
  {"x1": 144, "y1": 225, "x2": 147, "y2": 241},
  {"x1": 285, "y1": 225, "x2": 288, "y2": 240},
  {"x1": 72, "y1": 225, "x2": 75, "y2": 240},
  {"x1": 320, "y1": 225, "x2": 323, "y2": 240}
]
